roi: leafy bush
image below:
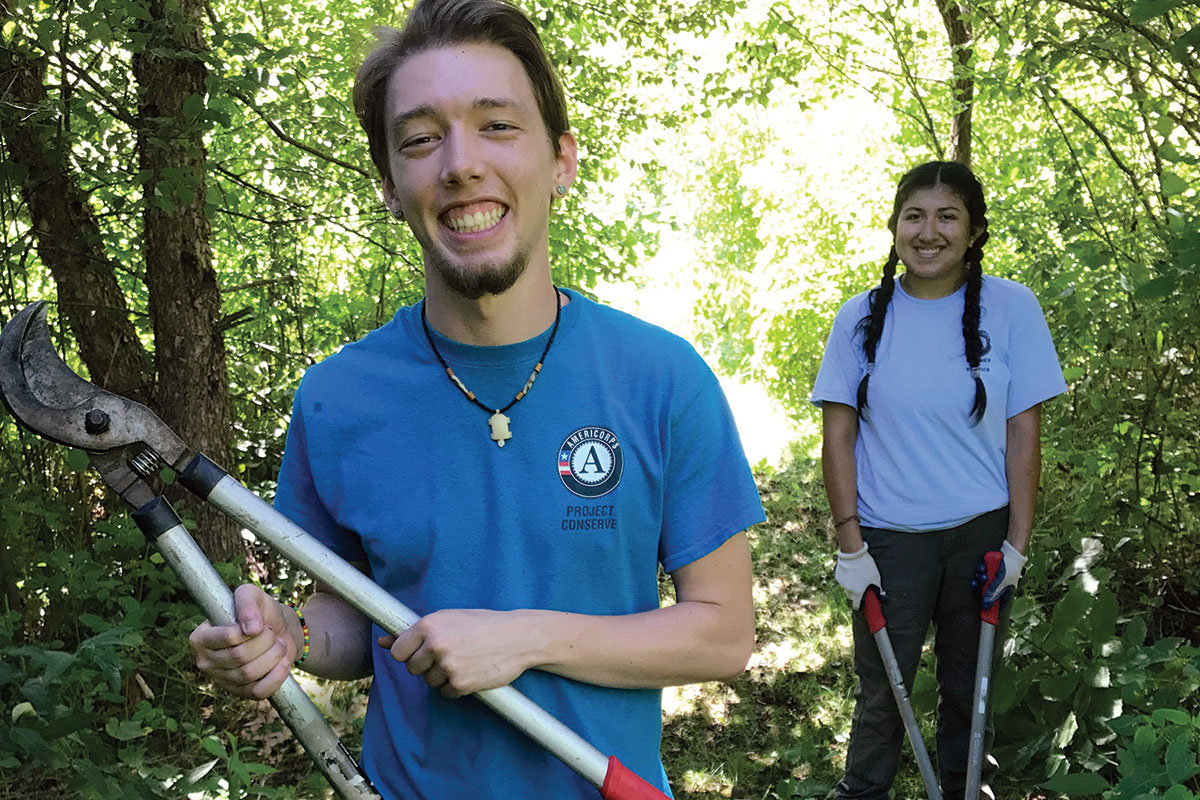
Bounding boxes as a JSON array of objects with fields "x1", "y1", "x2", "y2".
[{"x1": 0, "y1": 476, "x2": 294, "y2": 798}]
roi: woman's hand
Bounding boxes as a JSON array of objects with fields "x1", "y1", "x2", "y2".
[{"x1": 835, "y1": 542, "x2": 884, "y2": 611}]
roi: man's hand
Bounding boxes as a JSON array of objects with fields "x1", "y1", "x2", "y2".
[
  {"x1": 189, "y1": 583, "x2": 297, "y2": 700},
  {"x1": 379, "y1": 609, "x2": 541, "y2": 698},
  {"x1": 835, "y1": 542, "x2": 884, "y2": 611}
]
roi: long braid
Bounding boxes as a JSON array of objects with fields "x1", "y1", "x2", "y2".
[
  {"x1": 854, "y1": 247, "x2": 900, "y2": 419},
  {"x1": 962, "y1": 229, "x2": 990, "y2": 424}
]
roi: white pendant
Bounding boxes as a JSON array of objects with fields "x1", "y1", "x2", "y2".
[{"x1": 488, "y1": 412, "x2": 512, "y2": 447}]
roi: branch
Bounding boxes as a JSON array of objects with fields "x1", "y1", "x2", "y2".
[
  {"x1": 0, "y1": 49, "x2": 152, "y2": 403},
  {"x1": 1035, "y1": 86, "x2": 1130, "y2": 264},
  {"x1": 1125, "y1": 64, "x2": 1171, "y2": 221},
  {"x1": 1048, "y1": 86, "x2": 1160, "y2": 225},
  {"x1": 765, "y1": 8, "x2": 945, "y2": 151},
  {"x1": 1053, "y1": 0, "x2": 1197, "y2": 72},
  {"x1": 933, "y1": 0, "x2": 973, "y2": 165},
  {"x1": 226, "y1": 89, "x2": 373, "y2": 180},
  {"x1": 222, "y1": 277, "x2": 293, "y2": 293},
  {"x1": 55, "y1": 51, "x2": 136, "y2": 126},
  {"x1": 872, "y1": 5, "x2": 943, "y2": 158}
]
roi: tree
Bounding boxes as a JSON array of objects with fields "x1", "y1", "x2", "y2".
[{"x1": 2, "y1": 0, "x2": 239, "y2": 559}]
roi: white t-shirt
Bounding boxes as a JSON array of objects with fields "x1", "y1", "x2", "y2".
[{"x1": 811, "y1": 275, "x2": 1067, "y2": 531}]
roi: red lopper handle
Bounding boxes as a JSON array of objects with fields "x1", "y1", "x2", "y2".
[
  {"x1": 601, "y1": 755, "x2": 671, "y2": 800},
  {"x1": 863, "y1": 586, "x2": 887, "y2": 634},
  {"x1": 979, "y1": 550, "x2": 1004, "y2": 626}
]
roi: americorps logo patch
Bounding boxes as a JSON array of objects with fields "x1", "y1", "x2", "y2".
[{"x1": 558, "y1": 426, "x2": 623, "y2": 498}]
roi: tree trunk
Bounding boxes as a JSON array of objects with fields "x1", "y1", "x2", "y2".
[
  {"x1": 132, "y1": 0, "x2": 241, "y2": 562},
  {"x1": 935, "y1": 0, "x2": 974, "y2": 166},
  {"x1": 0, "y1": 54, "x2": 153, "y2": 404}
]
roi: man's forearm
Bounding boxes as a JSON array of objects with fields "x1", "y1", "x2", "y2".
[
  {"x1": 289, "y1": 591, "x2": 375, "y2": 680},
  {"x1": 528, "y1": 601, "x2": 753, "y2": 688},
  {"x1": 386, "y1": 532, "x2": 755, "y2": 696},
  {"x1": 531, "y1": 531, "x2": 754, "y2": 687}
]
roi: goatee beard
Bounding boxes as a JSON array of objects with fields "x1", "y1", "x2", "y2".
[{"x1": 427, "y1": 248, "x2": 530, "y2": 300}]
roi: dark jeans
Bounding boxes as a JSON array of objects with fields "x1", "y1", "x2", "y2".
[{"x1": 836, "y1": 507, "x2": 1010, "y2": 800}]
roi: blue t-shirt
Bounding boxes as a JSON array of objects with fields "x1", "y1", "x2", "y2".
[
  {"x1": 275, "y1": 289, "x2": 765, "y2": 799},
  {"x1": 811, "y1": 276, "x2": 1066, "y2": 531}
]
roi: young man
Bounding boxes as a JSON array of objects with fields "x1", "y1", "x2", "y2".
[{"x1": 189, "y1": 1, "x2": 764, "y2": 797}]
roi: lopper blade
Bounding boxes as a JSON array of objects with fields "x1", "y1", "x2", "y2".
[{"x1": 0, "y1": 301, "x2": 190, "y2": 468}]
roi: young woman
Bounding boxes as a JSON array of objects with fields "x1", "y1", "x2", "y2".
[{"x1": 811, "y1": 161, "x2": 1066, "y2": 799}]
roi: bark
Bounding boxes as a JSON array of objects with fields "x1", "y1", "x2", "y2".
[
  {"x1": 0, "y1": 54, "x2": 152, "y2": 404},
  {"x1": 132, "y1": 0, "x2": 241, "y2": 561},
  {"x1": 935, "y1": 0, "x2": 974, "y2": 167}
]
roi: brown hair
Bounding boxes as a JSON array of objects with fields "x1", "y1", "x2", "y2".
[{"x1": 353, "y1": 0, "x2": 571, "y2": 181}]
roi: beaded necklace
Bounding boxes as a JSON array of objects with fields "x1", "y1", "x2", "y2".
[{"x1": 420, "y1": 290, "x2": 562, "y2": 448}]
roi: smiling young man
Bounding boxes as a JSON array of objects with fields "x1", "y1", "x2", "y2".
[{"x1": 188, "y1": 1, "x2": 764, "y2": 798}]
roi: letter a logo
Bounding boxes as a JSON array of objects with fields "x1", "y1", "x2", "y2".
[
  {"x1": 579, "y1": 446, "x2": 605, "y2": 475},
  {"x1": 558, "y1": 426, "x2": 623, "y2": 498}
]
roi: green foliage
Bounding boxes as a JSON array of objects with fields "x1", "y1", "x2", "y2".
[
  {"x1": 0, "y1": 483, "x2": 284, "y2": 797},
  {"x1": 3, "y1": 0, "x2": 1200, "y2": 796}
]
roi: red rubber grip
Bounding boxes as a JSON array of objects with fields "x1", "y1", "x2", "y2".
[
  {"x1": 863, "y1": 587, "x2": 886, "y2": 634},
  {"x1": 980, "y1": 550, "x2": 1004, "y2": 626},
  {"x1": 601, "y1": 755, "x2": 671, "y2": 800}
]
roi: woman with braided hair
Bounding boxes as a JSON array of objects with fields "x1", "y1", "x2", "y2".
[{"x1": 811, "y1": 161, "x2": 1067, "y2": 799}]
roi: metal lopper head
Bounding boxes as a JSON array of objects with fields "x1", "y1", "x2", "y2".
[{"x1": 0, "y1": 301, "x2": 195, "y2": 508}]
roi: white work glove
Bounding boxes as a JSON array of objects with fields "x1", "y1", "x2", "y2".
[
  {"x1": 976, "y1": 540, "x2": 1028, "y2": 609},
  {"x1": 835, "y1": 543, "x2": 884, "y2": 611}
]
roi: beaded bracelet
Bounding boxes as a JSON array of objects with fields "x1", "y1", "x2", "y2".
[
  {"x1": 290, "y1": 604, "x2": 310, "y2": 666},
  {"x1": 833, "y1": 513, "x2": 861, "y2": 529}
]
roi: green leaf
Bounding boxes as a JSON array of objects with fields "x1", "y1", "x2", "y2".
[
  {"x1": 1041, "y1": 673, "x2": 1080, "y2": 702},
  {"x1": 200, "y1": 735, "x2": 226, "y2": 759},
  {"x1": 105, "y1": 718, "x2": 148, "y2": 741},
  {"x1": 1163, "y1": 785, "x2": 1195, "y2": 800},
  {"x1": 43, "y1": 711, "x2": 102, "y2": 741},
  {"x1": 241, "y1": 762, "x2": 278, "y2": 775},
  {"x1": 124, "y1": 2, "x2": 152, "y2": 22},
  {"x1": 1134, "y1": 276, "x2": 1175, "y2": 300},
  {"x1": 183, "y1": 93, "x2": 205, "y2": 119},
  {"x1": 1129, "y1": 0, "x2": 1181, "y2": 25},
  {"x1": 78, "y1": 613, "x2": 109, "y2": 633},
  {"x1": 1134, "y1": 723, "x2": 1158, "y2": 755},
  {"x1": 1161, "y1": 172, "x2": 1190, "y2": 196},
  {"x1": 1049, "y1": 581, "x2": 1093, "y2": 643},
  {"x1": 1152, "y1": 708, "x2": 1192, "y2": 726},
  {"x1": 992, "y1": 668, "x2": 1017, "y2": 713},
  {"x1": 1042, "y1": 772, "x2": 1110, "y2": 794},
  {"x1": 1173, "y1": 22, "x2": 1200, "y2": 59},
  {"x1": 65, "y1": 448, "x2": 91, "y2": 472},
  {"x1": 910, "y1": 670, "x2": 938, "y2": 714},
  {"x1": 1125, "y1": 616, "x2": 1148, "y2": 647},
  {"x1": 1089, "y1": 588, "x2": 1119, "y2": 646},
  {"x1": 1166, "y1": 734, "x2": 1199, "y2": 783},
  {"x1": 1054, "y1": 711, "x2": 1080, "y2": 749},
  {"x1": 8, "y1": 726, "x2": 50, "y2": 760}
]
